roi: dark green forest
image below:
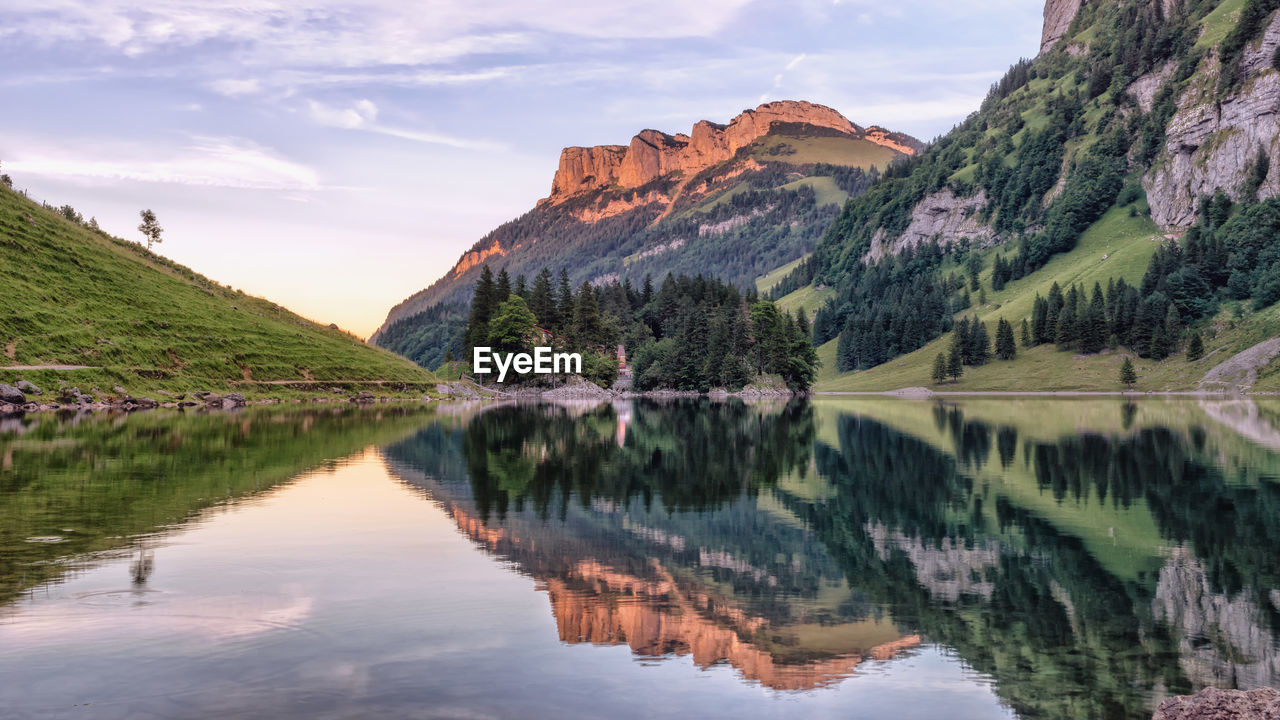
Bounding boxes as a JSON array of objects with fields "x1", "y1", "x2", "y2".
[{"x1": 456, "y1": 265, "x2": 819, "y2": 391}]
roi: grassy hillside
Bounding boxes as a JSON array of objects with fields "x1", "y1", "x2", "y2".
[
  {"x1": 814, "y1": 205, "x2": 1280, "y2": 391},
  {"x1": 0, "y1": 186, "x2": 436, "y2": 399},
  {"x1": 767, "y1": 0, "x2": 1280, "y2": 394},
  {"x1": 750, "y1": 135, "x2": 900, "y2": 169}
]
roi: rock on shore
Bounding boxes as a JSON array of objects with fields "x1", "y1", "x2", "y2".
[{"x1": 1152, "y1": 687, "x2": 1280, "y2": 720}]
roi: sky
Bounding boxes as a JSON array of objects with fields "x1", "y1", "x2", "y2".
[{"x1": 0, "y1": 1, "x2": 1043, "y2": 338}]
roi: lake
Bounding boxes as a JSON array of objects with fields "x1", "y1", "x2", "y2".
[{"x1": 2, "y1": 397, "x2": 1279, "y2": 719}]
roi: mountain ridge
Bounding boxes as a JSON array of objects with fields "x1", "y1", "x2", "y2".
[
  {"x1": 542, "y1": 100, "x2": 919, "y2": 207},
  {"x1": 373, "y1": 100, "x2": 918, "y2": 349}
]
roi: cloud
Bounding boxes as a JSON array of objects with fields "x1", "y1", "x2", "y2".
[
  {"x1": 5, "y1": 136, "x2": 322, "y2": 190},
  {"x1": 305, "y1": 98, "x2": 507, "y2": 151},
  {"x1": 307, "y1": 98, "x2": 378, "y2": 129},
  {"x1": 0, "y1": 1, "x2": 754, "y2": 64},
  {"x1": 210, "y1": 78, "x2": 262, "y2": 97}
]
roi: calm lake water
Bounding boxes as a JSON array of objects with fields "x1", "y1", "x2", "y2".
[{"x1": 2, "y1": 397, "x2": 1279, "y2": 719}]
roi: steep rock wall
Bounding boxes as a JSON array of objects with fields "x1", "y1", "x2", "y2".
[
  {"x1": 1145, "y1": 13, "x2": 1280, "y2": 227},
  {"x1": 1042, "y1": 0, "x2": 1085, "y2": 54},
  {"x1": 865, "y1": 189, "x2": 994, "y2": 263}
]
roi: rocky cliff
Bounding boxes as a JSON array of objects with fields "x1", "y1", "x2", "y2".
[
  {"x1": 542, "y1": 100, "x2": 918, "y2": 205},
  {"x1": 1041, "y1": 0, "x2": 1085, "y2": 53},
  {"x1": 1145, "y1": 12, "x2": 1280, "y2": 227},
  {"x1": 864, "y1": 189, "x2": 995, "y2": 262}
]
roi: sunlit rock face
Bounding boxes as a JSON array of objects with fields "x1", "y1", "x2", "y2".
[
  {"x1": 545, "y1": 561, "x2": 921, "y2": 692},
  {"x1": 543, "y1": 101, "x2": 916, "y2": 205},
  {"x1": 1152, "y1": 547, "x2": 1280, "y2": 691},
  {"x1": 440, "y1": 499, "x2": 922, "y2": 692}
]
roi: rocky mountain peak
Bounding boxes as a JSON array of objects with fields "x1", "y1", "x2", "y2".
[{"x1": 542, "y1": 100, "x2": 915, "y2": 206}]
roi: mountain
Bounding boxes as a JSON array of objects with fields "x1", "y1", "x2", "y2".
[
  {"x1": 372, "y1": 101, "x2": 919, "y2": 364},
  {"x1": 767, "y1": 0, "x2": 1280, "y2": 392},
  {"x1": 0, "y1": 185, "x2": 436, "y2": 401}
]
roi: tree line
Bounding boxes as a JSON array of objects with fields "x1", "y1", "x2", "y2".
[{"x1": 460, "y1": 265, "x2": 819, "y2": 392}]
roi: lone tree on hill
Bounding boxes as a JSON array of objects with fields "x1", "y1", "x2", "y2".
[
  {"x1": 138, "y1": 209, "x2": 163, "y2": 251},
  {"x1": 1119, "y1": 356, "x2": 1137, "y2": 388}
]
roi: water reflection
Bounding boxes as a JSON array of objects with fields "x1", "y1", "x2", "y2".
[
  {"x1": 381, "y1": 397, "x2": 1280, "y2": 719},
  {"x1": 1, "y1": 398, "x2": 1279, "y2": 719}
]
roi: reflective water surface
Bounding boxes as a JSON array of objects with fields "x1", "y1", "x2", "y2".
[{"x1": 1, "y1": 398, "x2": 1279, "y2": 719}]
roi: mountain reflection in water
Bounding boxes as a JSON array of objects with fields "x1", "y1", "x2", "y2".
[
  {"x1": 384, "y1": 397, "x2": 1280, "y2": 719},
  {"x1": 1, "y1": 397, "x2": 1278, "y2": 719}
]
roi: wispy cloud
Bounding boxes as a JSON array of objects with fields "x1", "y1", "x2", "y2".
[
  {"x1": 5, "y1": 136, "x2": 322, "y2": 190},
  {"x1": 305, "y1": 98, "x2": 508, "y2": 152}
]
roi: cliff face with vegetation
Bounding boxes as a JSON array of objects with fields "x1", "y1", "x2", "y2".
[
  {"x1": 1145, "y1": 10, "x2": 1280, "y2": 225},
  {"x1": 761, "y1": 0, "x2": 1280, "y2": 392}
]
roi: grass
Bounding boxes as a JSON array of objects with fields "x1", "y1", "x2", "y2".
[
  {"x1": 755, "y1": 254, "x2": 811, "y2": 293},
  {"x1": 1197, "y1": 0, "x2": 1246, "y2": 49},
  {"x1": 0, "y1": 186, "x2": 436, "y2": 400},
  {"x1": 776, "y1": 284, "x2": 834, "y2": 319},
  {"x1": 776, "y1": 176, "x2": 850, "y2": 207},
  {"x1": 815, "y1": 204, "x2": 1280, "y2": 392},
  {"x1": 751, "y1": 135, "x2": 900, "y2": 169}
]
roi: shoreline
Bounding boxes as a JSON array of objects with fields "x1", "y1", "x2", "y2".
[{"x1": 817, "y1": 389, "x2": 1264, "y2": 398}]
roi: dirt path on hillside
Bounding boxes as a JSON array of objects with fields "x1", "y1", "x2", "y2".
[
  {"x1": 1, "y1": 364, "x2": 98, "y2": 370},
  {"x1": 1199, "y1": 337, "x2": 1280, "y2": 391}
]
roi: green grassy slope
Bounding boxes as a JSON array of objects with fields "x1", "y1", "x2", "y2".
[
  {"x1": 815, "y1": 206, "x2": 1280, "y2": 392},
  {"x1": 0, "y1": 187, "x2": 435, "y2": 399},
  {"x1": 755, "y1": 254, "x2": 811, "y2": 293}
]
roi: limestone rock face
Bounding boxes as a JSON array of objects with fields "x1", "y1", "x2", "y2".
[
  {"x1": 543, "y1": 100, "x2": 915, "y2": 205},
  {"x1": 1041, "y1": 0, "x2": 1085, "y2": 54},
  {"x1": 865, "y1": 189, "x2": 993, "y2": 262},
  {"x1": 1145, "y1": 17, "x2": 1280, "y2": 228}
]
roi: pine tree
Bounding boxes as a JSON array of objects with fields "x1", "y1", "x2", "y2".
[
  {"x1": 1187, "y1": 330, "x2": 1204, "y2": 361},
  {"x1": 556, "y1": 269, "x2": 574, "y2": 337},
  {"x1": 573, "y1": 282, "x2": 605, "y2": 348},
  {"x1": 1119, "y1": 356, "x2": 1137, "y2": 387},
  {"x1": 1080, "y1": 284, "x2": 1108, "y2": 354},
  {"x1": 968, "y1": 318, "x2": 991, "y2": 365},
  {"x1": 786, "y1": 309, "x2": 819, "y2": 390},
  {"x1": 495, "y1": 268, "x2": 511, "y2": 303},
  {"x1": 995, "y1": 318, "x2": 1017, "y2": 360},
  {"x1": 529, "y1": 268, "x2": 556, "y2": 329},
  {"x1": 932, "y1": 353, "x2": 948, "y2": 384},
  {"x1": 1020, "y1": 317, "x2": 1032, "y2": 347},
  {"x1": 1031, "y1": 295, "x2": 1048, "y2": 345},
  {"x1": 513, "y1": 274, "x2": 528, "y2": 299},
  {"x1": 947, "y1": 337, "x2": 964, "y2": 380},
  {"x1": 465, "y1": 265, "x2": 498, "y2": 352}
]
